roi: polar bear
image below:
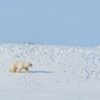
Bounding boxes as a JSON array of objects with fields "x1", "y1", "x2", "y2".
[{"x1": 9, "y1": 61, "x2": 32, "y2": 73}]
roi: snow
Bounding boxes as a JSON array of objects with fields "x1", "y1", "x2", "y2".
[{"x1": 0, "y1": 43, "x2": 100, "y2": 100}]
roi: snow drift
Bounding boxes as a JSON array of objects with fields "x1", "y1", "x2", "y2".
[
  {"x1": 0, "y1": 43, "x2": 100, "y2": 100},
  {"x1": 0, "y1": 43, "x2": 100, "y2": 80}
]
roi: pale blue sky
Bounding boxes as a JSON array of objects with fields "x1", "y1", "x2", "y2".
[{"x1": 0, "y1": 0, "x2": 100, "y2": 46}]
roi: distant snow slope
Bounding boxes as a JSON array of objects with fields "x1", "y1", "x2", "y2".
[{"x1": 0, "y1": 43, "x2": 100, "y2": 100}]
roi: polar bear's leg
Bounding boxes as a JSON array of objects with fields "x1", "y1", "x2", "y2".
[
  {"x1": 18, "y1": 68, "x2": 22, "y2": 73},
  {"x1": 13, "y1": 67, "x2": 17, "y2": 73},
  {"x1": 16, "y1": 65, "x2": 22, "y2": 73},
  {"x1": 10, "y1": 66, "x2": 17, "y2": 73},
  {"x1": 25, "y1": 67, "x2": 29, "y2": 72}
]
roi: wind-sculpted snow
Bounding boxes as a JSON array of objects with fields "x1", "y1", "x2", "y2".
[
  {"x1": 0, "y1": 44, "x2": 100, "y2": 100},
  {"x1": 0, "y1": 44, "x2": 100, "y2": 81}
]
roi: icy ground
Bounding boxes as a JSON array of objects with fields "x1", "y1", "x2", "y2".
[{"x1": 0, "y1": 43, "x2": 100, "y2": 100}]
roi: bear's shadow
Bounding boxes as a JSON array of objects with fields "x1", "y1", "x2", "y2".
[{"x1": 29, "y1": 71, "x2": 53, "y2": 74}]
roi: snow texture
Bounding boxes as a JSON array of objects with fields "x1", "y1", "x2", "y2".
[{"x1": 0, "y1": 43, "x2": 100, "y2": 100}]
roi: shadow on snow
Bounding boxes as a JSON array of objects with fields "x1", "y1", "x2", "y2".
[{"x1": 29, "y1": 71, "x2": 53, "y2": 74}]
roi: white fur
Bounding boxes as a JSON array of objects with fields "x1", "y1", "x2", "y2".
[{"x1": 9, "y1": 61, "x2": 32, "y2": 73}]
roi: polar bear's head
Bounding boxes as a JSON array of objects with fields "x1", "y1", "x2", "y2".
[
  {"x1": 25, "y1": 62, "x2": 32, "y2": 67},
  {"x1": 28, "y1": 63, "x2": 32, "y2": 67},
  {"x1": 22, "y1": 62, "x2": 32, "y2": 68}
]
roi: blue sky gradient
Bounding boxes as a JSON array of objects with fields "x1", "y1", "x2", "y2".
[{"x1": 0, "y1": 0, "x2": 100, "y2": 46}]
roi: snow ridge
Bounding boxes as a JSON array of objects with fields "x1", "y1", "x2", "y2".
[{"x1": 0, "y1": 43, "x2": 100, "y2": 81}]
